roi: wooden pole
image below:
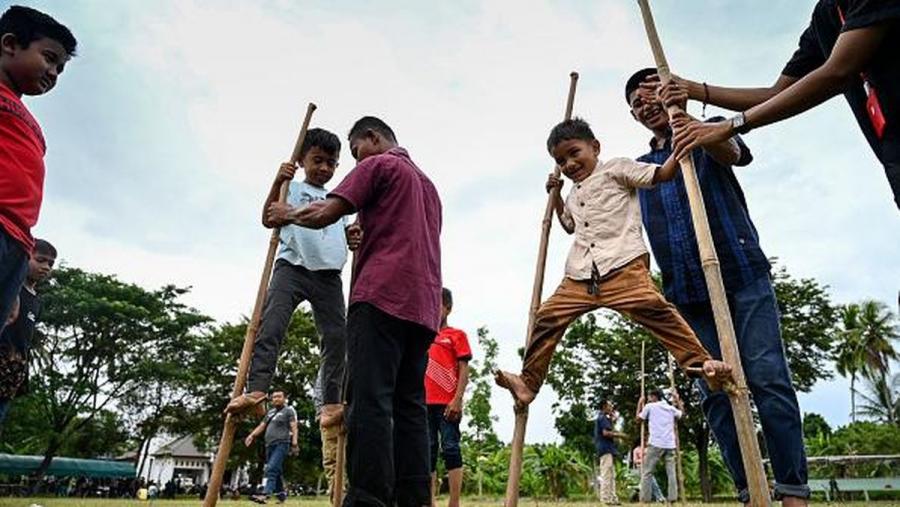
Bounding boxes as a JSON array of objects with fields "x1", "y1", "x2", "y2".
[
  {"x1": 202, "y1": 103, "x2": 317, "y2": 507},
  {"x1": 503, "y1": 71, "x2": 579, "y2": 507},
  {"x1": 634, "y1": 2, "x2": 770, "y2": 505},
  {"x1": 667, "y1": 353, "x2": 686, "y2": 504},
  {"x1": 639, "y1": 339, "x2": 646, "y2": 505}
]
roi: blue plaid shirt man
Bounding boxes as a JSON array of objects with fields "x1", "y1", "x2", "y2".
[{"x1": 637, "y1": 120, "x2": 769, "y2": 305}]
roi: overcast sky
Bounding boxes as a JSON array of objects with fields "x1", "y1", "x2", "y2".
[{"x1": 15, "y1": 0, "x2": 899, "y2": 443}]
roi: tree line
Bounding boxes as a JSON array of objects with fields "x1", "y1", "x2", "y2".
[{"x1": 1, "y1": 263, "x2": 897, "y2": 499}]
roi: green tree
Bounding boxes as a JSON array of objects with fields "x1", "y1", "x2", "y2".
[
  {"x1": 24, "y1": 267, "x2": 210, "y2": 483},
  {"x1": 854, "y1": 370, "x2": 900, "y2": 425},
  {"x1": 802, "y1": 412, "x2": 832, "y2": 440},
  {"x1": 835, "y1": 300, "x2": 899, "y2": 422},
  {"x1": 175, "y1": 309, "x2": 322, "y2": 489},
  {"x1": 464, "y1": 327, "x2": 500, "y2": 448}
]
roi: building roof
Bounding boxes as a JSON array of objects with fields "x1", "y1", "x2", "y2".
[{"x1": 152, "y1": 435, "x2": 210, "y2": 459}]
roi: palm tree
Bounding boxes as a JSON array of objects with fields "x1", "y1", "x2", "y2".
[
  {"x1": 834, "y1": 301, "x2": 899, "y2": 422},
  {"x1": 836, "y1": 304, "x2": 865, "y2": 421},
  {"x1": 854, "y1": 370, "x2": 900, "y2": 424}
]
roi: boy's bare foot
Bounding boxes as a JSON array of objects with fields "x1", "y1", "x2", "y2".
[
  {"x1": 701, "y1": 359, "x2": 733, "y2": 391},
  {"x1": 224, "y1": 391, "x2": 267, "y2": 417},
  {"x1": 320, "y1": 403, "x2": 344, "y2": 428},
  {"x1": 494, "y1": 370, "x2": 536, "y2": 406}
]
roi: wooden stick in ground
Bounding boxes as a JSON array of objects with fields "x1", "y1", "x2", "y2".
[
  {"x1": 202, "y1": 103, "x2": 317, "y2": 507},
  {"x1": 503, "y1": 71, "x2": 579, "y2": 507},
  {"x1": 667, "y1": 353, "x2": 686, "y2": 504},
  {"x1": 635, "y1": 2, "x2": 770, "y2": 505},
  {"x1": 332, "y1": 411, "x2": 346, "y2": 507},
  {"x1": 639, "y1": 338, "x2": 646, "y2": 506}
]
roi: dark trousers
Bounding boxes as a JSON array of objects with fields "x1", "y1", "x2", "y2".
[
  {"x1": 342, "y1": 303, "x2": 434, "y2": 507},
  {"x1": 263, "y1": 441, "x2": 289, "y2": 499},
  {"x1": 427, "y1": 404, "x2": 463, "y2": 472},
  {"x1": 247, "y1": 260, "x2": 346, "y2": 403},
  {"x1": 678, "y1": 275, "x2": 809, "y2": 502},
  {"x1": 0, "y1": 229, "x2": 28, "y2": 333}
]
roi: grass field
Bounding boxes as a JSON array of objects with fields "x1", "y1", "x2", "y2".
[{"x1": 0, "y1": 499, "x2": 892, "y2": 507}]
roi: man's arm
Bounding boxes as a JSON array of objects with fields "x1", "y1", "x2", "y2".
[
  {"x1": 657, "y1": 82, "x2": 742, "y2": 167},
  {"x1": 636, "y1": 396, "x2": 646, "y2": 419},
  {"x1": 243, "y1": 420, "x2": 267, "y2": 447},
  {"x1": 262, "y1": 163, "x2": 297, "y2": 228},
  {"x1": 673, "y1": 23, "x2": 892, "y2": 153},
  {"x1": 444, "y1": 361, "x2": 470, "y2": 421},
  {"x1": 290, "y1": 418, "x2": 299, "y2": 451},
  {"x1": 267, "y1": 196, "x2": 355, "y2": 230},
  {"x1": 640, "y1": 73, "x2": 798, "y2": 113}
]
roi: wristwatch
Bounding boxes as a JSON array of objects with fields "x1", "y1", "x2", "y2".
[{"x1": 730, "y1": 112, "x2": 751, "y2": 135}]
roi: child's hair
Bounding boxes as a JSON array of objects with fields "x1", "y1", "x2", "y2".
[
  {"x1": 649, "y1": 388, "x2": 664, "y2": 401},
  {"x1": 0, "y1": 6, "x2": 77, "y2": 56},
  {"x1": 625, "y1": 67, "x2": 656, "y2": 104},
  {"x1": 348, "y1": 116, "x2": 397, "y2": 143},
  {"x1": 442, "y1": 287, "x2": 453, "y2": 309},
  {"x1": 300, "y1": 128, "x2": 341, "y2": 159},
  {"x1": 546, "y1": 117, "x2": 596, "y2": 153},
  {"x1": 34, "y1": 238, "x2": 57, "y2": 258},
  {"x1": 599, "y1": 399, "x2": 611, "y2": 410}
]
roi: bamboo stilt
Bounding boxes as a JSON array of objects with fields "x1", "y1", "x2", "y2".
[
  {"x1": 639, "y1": 339, "x2": 647, "y2": 506},
  {"x1": 504, "y1": 71, "x2": 579, "y2": 507},
  {"x1": 635, "y1": 1, "x2": 770, "y2": 505},
  {"x1": 202, "y1": 103, "x2": 317, "y2": 507},
  {"x1": 667, "y1": 353, "x2": 686, "y2": 504}
]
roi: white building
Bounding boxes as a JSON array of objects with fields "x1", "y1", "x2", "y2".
[{"x1": 140, "y1": 435, "x2": 213, "y2": 488}]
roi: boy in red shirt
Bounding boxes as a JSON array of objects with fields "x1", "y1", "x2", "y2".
[
  {"x1": 0, "y1": 6, "x2": 76, "y2": 328},
  {"x1": 424, "y1": 288, "x2": 471, "y2": 507}
]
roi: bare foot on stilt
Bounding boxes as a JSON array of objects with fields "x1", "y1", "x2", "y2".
[
  {"x1": 224, "y1": 391, "x2": 267, "y2": 417},
  {"x1": 494, "y1": 370, "x2": 536, "y2": 406}
]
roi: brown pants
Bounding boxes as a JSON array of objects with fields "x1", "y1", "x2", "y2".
[{"x1": 521, "y1": 255, "x2": 711, "y2": 393}]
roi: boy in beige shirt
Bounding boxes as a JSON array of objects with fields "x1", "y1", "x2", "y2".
[{"x1": 496, "y1": 118, "x2": 729, "y2": 405}]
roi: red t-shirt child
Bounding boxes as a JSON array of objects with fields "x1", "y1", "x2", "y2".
[
  {"x1": 0, "y1": 81, "x2": 46, "y2": 253},
  {"x1": 425, "y1": 326, "x2": 472, "y2": 405}
]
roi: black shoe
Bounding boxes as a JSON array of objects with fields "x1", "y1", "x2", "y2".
[{"x1": 250, "y1": 494, "x2": 268, "y2": 504}]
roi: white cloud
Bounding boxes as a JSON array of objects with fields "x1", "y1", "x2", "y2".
[{"x1": 23, "y1": 0, "x2": 899, "y2": 444}]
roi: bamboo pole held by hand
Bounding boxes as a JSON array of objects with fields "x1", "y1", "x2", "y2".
[
  {"x1": 635, "y1": 1, "x2": 770, "y2": 505},
  {"x1": 503, "y1": 72, "x2": 579, "y2": 507},
  {"x1": 667, "y1": 353, "x2": 686, "y2": 504},
  {"x1": 202, "y1": 103, "x2": 317, "y2": 507}
]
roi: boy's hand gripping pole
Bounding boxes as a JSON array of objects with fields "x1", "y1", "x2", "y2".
[
  {"x1": 503, "y1": 71, "x2": 578, "y2": 507},
  {"x1": 202, "y1": 103, "x2": 317, "y2": 507},
  {"x1": 635, "y1": 1, "x2": 770, "y2": 505}
]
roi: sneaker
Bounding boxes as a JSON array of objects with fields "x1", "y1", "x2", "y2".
[{"x1": 249, "y1": 494, "x2": 268, "y2": 504}]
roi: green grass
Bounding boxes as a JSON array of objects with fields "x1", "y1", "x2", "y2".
[{"x1": 0, "y1": 499, "x2": 891, "y2": 507}]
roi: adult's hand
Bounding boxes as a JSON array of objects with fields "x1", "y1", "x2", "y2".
[{"x1": 672, "y1": 119, "x2": 733, "y2": 157}]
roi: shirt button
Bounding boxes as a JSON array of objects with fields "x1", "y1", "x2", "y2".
[
  {"x1": 739, "y1": 238, "x2": 746, "y2": 245},
  {"x1": 590, "y1": 243, "x2": 595, "y2": 248},
  {"x1": 584, "y1": 222, "x2": 589, "y2": 227},
  {"x1": 580, "y1": 202, "x2": 585, "y2": 206},
  {"x1": 577, "y1": 184, "x2": 582, "y2": 189}
]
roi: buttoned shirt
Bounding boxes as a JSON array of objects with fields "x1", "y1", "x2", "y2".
[{"x1": 562, "y1": 157, "x2": 658, "y2": 281}]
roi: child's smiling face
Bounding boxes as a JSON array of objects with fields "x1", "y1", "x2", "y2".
[{"x1": 551, "y1": 138, "x2": 601, "y2": 183}]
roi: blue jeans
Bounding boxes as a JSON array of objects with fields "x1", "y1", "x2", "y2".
[
  {"x1": 0, "y1": 398, "x2": 10, "y2": 429},
  {"x1": 0, "y1": 229, "x2": 28, "y2": 333},
  {"x1": 427, "y1": 404, "x2": 463, "y2": 472},
  {"x1": 263, "y1": 442, "x2": 289, "y2": 498},
  {"x1": 678, "y1": 275, "x2": 809, "y2": 502}
]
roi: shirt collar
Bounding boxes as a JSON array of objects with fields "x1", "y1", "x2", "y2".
[
  {"x1": 387, "y1": 146, "x2": 409, "y2": 158},
  {"x1": 648, "y1": 135, "x2": 673, "y2": 151}
]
